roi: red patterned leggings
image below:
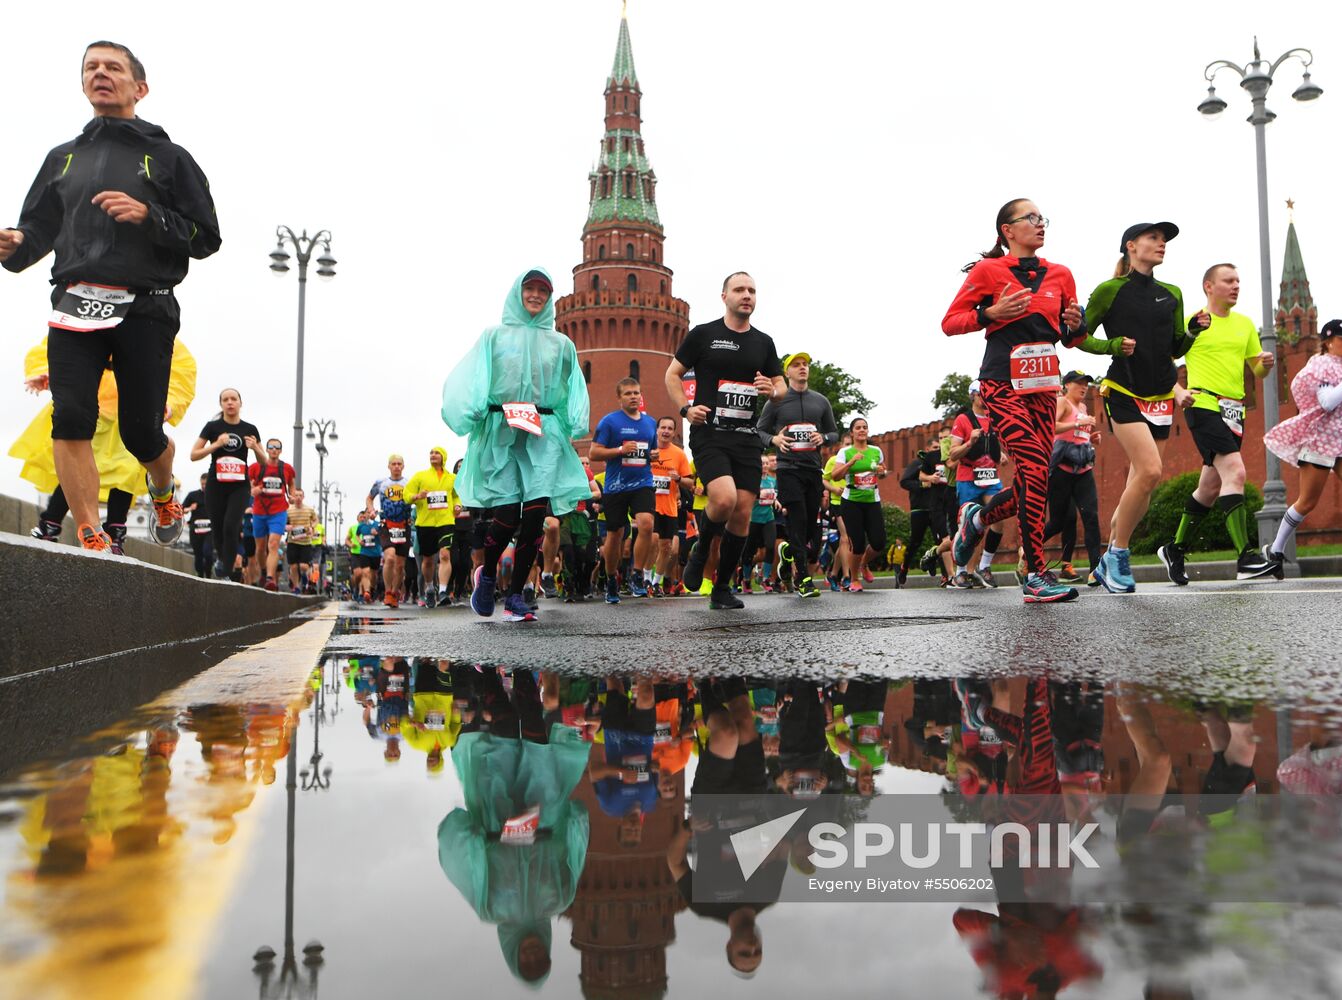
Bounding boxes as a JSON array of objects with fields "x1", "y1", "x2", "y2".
[{"x1": 976, "y1": 380, "x2": 1055, "y2": 576}]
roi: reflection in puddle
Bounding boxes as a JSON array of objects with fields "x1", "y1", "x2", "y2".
[{"x1": 2, "y1": 657, "x2": 1340, "y2": 998}]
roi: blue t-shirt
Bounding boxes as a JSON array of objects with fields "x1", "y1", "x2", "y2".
[
  {"x1": 593, "y1": 410, "x2": 660, "y2": 494},
  {"x1": 752, "y1": 474, "x2": 778, "y2": 524},
  {"x1": 357, "y1": 521, "x2": 383, "y2": 556},
  {"x1": 370, "y1": 477, "x2": 411, "y2": 522},
  {"x1": 594, "y1": 728, "x2": 658, "y2": 816}
]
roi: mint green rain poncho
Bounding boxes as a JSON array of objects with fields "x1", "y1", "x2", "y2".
[
  {"x1": 442, "y1": 268, "x2": 592, "y2": 515},
  {"x1": 437, "y1": 724, "x2": 591, "y2": 987}
]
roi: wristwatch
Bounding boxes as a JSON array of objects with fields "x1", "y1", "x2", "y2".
[{"x1": 679, "y1": 405, "x2": 690, "y2": 418}]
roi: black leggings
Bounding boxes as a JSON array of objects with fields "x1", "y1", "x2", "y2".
[
  {"x1": 482, "y1": 498, "x2": 550, "y2": 596},
  {"x1": 901, "y1": 508, "x2": 944, "y2": 573},
  {"x1": 207, "y1": 481, "x2": 249, "y2": 571},
  {"x1": 1043, "y1": 467, "x2": 1101, "y2": 569},
  {"x1": 450, "y1": 525, "x2": 474, "y2": 597},
  {"x1": 42, "y1": 485, "x2": 132, "y2": 530},
  {"x1": 741, "y1": 521, "x2": 778, "y2": 577},
  {"x1": 777, "y1": 468, "x2": 823, "y2": 568},
  {"x1": 840, "y1": 498, "x2": 886, "y2": 556},
  {"x1": 190, "y1": 532, "x2": 214, "y2": 577}
]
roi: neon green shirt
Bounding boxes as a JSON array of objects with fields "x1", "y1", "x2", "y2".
[
  {"x1": 405, "y1": 467, "x2": 457, "y2": 528},
  {"x1": 1186, "y1": 310, "x2": 1262, "y2": 412},
  {"x1": 839, "y1": 445, "x2": 884, "y2": 503}
]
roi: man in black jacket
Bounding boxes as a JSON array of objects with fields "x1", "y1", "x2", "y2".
[
  {"x1": 0, "y1": 41, "x2": 220, "y2": 551},
  {"x1": 756, "y1": 351, "x2": 839, "y2": 598}
]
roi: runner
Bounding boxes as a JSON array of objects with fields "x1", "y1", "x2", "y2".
[
  {"x1": 351, "y1": 510, "x2": 382, "y2": 603},
  {"x1": 938, "y1": 385, "x2": 1008, "y2": 588},
  {"x1": 441, "y1": 267, "x2": 591, "y2": 622},
  {"x1": 756, "y1": 350, "x2": 840, "y2": 598},
  {"x1": 664, "y1": 271, "x2": 785, "y2": 610},
  {"x1": 249, "y1": 438, "x2": 295, "y2": 591},
  {"x1": 589, "y1": 377, "x2": 660, "y2": 603},
  {"x1": 285, "y1": 487, "x2": 318, "y2": 594},
  {"x1": 191, "y1": 388, "x2": 264, "y2": 582},
  {"x1": 942, "y1": 198, "x2": 1086, "y2": 603},
  {"x1": 406, "y1": 446, "x2": 457, "y2": 608},
  {"x1": 899, "y1": 436, "x2": 949, "y2": 587},
  {"x1": 1042, "y1": 372, "x2": 1103, "y2": 584},
  {"x1": 1262, "y1": 318, "x2": 1342, "y2": 564},
  {"x1": 0, "y1": 41, "x2": 219, "y2": 550},
  {"x1": 183, "y1": 473, "x2": 212, "y2": 577},
  {"x1": 366, "y1": 455, "x2": 412, "y2": 608},
  {"x1": 1078, "y1": 222, "x2": 1196, "y2": 593},
  {"x1": 448, "y1": 459, "x2": 477, "y2": 603},
  {"x1": 1156, "y1": 263, "x2": 1276, "y2": 583},
  {"x1": 821, "y1": 435, "x2": 852, "y2": 590},
  {"x1": 741, "y1": 453, "x2": 781, "y2": 594},
  {"x1": 828, "y1": 418, "x2": 888, "y2": 592},
  {"x1": 13, "y1": 329, "x2": 196, "y2": 554},
  {"x1": 649, "y1": 415, "x2": 693, "y2": 597}
]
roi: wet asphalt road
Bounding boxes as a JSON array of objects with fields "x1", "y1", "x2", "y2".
[{"x1": 326, "y1": 578, "x2": 1342, "y2": 701}]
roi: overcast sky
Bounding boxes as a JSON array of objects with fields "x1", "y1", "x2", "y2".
[{"x1": 2, "y1": 1, "x2": 1339, "y2": 530}]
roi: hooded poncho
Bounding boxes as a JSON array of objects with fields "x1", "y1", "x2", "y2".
[{"x1": 442, "y1": 268, "x2": 591, "y2": 514}]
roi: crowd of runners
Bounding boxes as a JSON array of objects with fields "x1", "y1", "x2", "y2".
[{"x1": 5, "y1": 47, "x2": 1342, "y2": 613}]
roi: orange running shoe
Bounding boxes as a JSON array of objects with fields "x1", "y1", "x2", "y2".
[
  {"x1": 146, "y1": 474, "x2": 185, "y2": 545},
  {"x1": 78, "y1": 523, "x2": 113, "y2": 552},
  {"x1": 385, "y1": 592, "x2": 400, "y2": 609}
]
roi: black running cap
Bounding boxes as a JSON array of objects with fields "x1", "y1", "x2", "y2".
[
  {"x1": 1322, "y1": 319, "x2": 1342, "y2": 339},
  {"x1": 1120, "y1": 222, "x2": 1179, "y2": 252},
  {"x1": 1062, "y1": 370, "x2": 1093, "y2": 384},
  {"x1": 521, "y1": 270, "x2": 553, "y2": 292}
]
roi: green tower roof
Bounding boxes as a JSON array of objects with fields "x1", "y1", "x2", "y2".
[
  {"x1": 1278, "y1": 219, "x2": 1313, "y2": 314},
  {"x1": 609, "y1": 14, "x2": 638, "y2": 88}
]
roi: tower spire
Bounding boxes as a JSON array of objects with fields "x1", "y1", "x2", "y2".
[{"x1": 1276, "y1": 205, "x2": 1316, "y2": 340}]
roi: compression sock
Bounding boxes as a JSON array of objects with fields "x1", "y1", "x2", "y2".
[
  {"x1": 1218, "y1": 494, "x2": 1249, "y2": 553},
  {"x1": 509, "y1": 499, "x2": 550, "y2": 596},
  {"x1": 147, "y1": 476, "x2": 174, "y2": 502},
  {"x1": 1173, "y1": 496, "x2": 1211, "y2": 548},
  {"x1": 716, "y1": 531, "x2": 749, "y2": 588},
  {"x1": 1272, "y1": 505, "x2": 1305, "y2": 554}
]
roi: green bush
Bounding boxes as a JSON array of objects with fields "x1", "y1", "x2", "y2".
[{"x1": 1130, "y1": 472, "x2": 1263, "y2": 554}]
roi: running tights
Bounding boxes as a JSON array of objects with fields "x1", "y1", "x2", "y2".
[
  {"x1": 482, "y1": 498, "x2": 550, "y2": 596},
  {"x1": 42, "y1": 485, "x2": 132, "y2": 531},
  {"x1": 207, "y1": 481, "x2": 249, "y2": 572},
  {"x1": 977, "y1": 381, "x2": 1054, "y2": 576},
  {"x1": 1043, "y1": 468, "x2": 1101, "y2": 569}
]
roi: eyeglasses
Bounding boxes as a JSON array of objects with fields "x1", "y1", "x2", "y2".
[
  {"x1": 1007, "y1": 213, "x2": 1049, "y2": 228},
  {"x1": 267, "y1": 445, "x2": 282, "y2": 450}
]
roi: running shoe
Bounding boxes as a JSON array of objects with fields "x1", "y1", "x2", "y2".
[
  {"x1": 605, "y1": 576, "x2": 621, "y2": 604},
  {"x1": 1055, "y1": 562, "x2": 1083, "y2": 584},
  {"x1": 951, "y1": 570, "x2": 974, "y2": 590},
  {"x1": 1262, "y1": 545, "x2": 1287, "y2": 580},
  {"x1": 30, "y1": 519, "x2": 61, "y2": 542},
  {"x1": 105, "y1": 524, "x2": 127, "y2": 556},
  {"x1": 848, "y1": 580, "x2": 864, "y2": 593},
  {"x1": 978, "y1": 567, "x2": 999, "y2": 588},
  {"x1": 862, "y1": 566, "x2": 874, "y2": 584},
  {"x1": 146, "y1": 474, "x2": 185, "y2": 545},
  {"x1": 1086, "y1": 570, "x2": 1101, "y2": 588},
  {"x1": 682, "y1": 537, "x2": 709, "y2": 592},
  {"x1": 424, "y1": 585, "x2": 438, "y2": 609},
  {"x1": 698, "y1": 580, "x2": 714, "y2": 596},
  {"x1": 952, "y1": 502, "x2": 983, "y2": 568},
  {"x1": 828, "y1": 577, "x2": 842, "y2": 592},
  {"x1": 1022, "y1": 573, "x2": 1079, "y2": 603},
  {"x1": 523, "y1": 583, "x2": 539, "y2": 609},
  {"x1": 502, "y1": 593, "x2": 538, "y2": 622},
  {"x1": 540, "y1": 573, "x2": 559, "y2": 599},
  {"x1": 742, "y1": 580, "x2": 753, "y2": 595},
  {"x1": 470, "y1": 567, "x2": 497, "y2": 617},
  {"x1": 385, "y1": 591, "x2": 399, "y2": 609},
  {"x1": 630, "y1": 570, "x2": 649, "y2": 598},
  {"x1": 919, "y1": 546, "x2": 940, "y2": 577},
  {"x1": 796, "y1": 577, "x2": 821, "y2": 598},
  {"x1": 952, "y1": 678, "x2": 993, "y2": 730},
  {"x1": 264, "y1": 577, "x2": 278, "y2": 592},
  {"x1": 1094, "y1": 547, "x2": 1136, "y2": 594},
  {"x1": 708, "y1": 587, "x2": 745, "y2": 610},
  {"x1": 77, "y1": 523, "x2": 113, "y2": 552},
  {"x1": 777, "y1": 541, "x2": 793, "y2": 566},
  {"x1": 1235, "y1": 548, "x2": 1276, "y2": 581},
  {"x1": 1156, "y1": 542, "x2": 1188, "y2": 586}
]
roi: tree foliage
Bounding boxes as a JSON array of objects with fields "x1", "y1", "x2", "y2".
[{"x1": 932, "y1": 373, "x2": 973, "y2": 419}]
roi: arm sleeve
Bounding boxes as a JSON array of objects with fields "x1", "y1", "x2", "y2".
[
  {"x1": 820, "y1": 399, "x2": 839, "y2": 445},
  {"x1": 143, "y1": 149, "x2": 221, "y2": 259},
  {"x1": 755, "y1": 398, "x2": 780, "y2": 446},
  {"x1": 1077, "y1": 279, "x2": 1124, "y2": 356},
  {"x1": 3, "y1": 152, "x2": 64, "y2": 274},
  {"x1": 1317, "y1": 382, "x2": 1342, "y2": 413},
  {"x1": 164, "y1": 339, "x2": 197, "y2": 427},
  {"x1": 942, "y1": 262, "x2": 995, "y2": 336},
  {"x1": 441, "y1": 330, "x2": 492, "y2": 436}
]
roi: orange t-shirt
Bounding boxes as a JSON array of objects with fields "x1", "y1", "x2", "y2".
[
  {"x1": 650, "y1": 697, "x2": 693, "y2": 775},
  {"x1": 651, "y1": 442, "x2": 692, "y2": 518}
]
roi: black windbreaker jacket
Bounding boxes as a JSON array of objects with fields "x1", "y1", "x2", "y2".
[{"x1": 3, "y1": 115, "x2": 220, "y2": 290}]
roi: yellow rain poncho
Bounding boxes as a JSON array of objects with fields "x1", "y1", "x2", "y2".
[
  {"x1": 8, "y1": 336, "x2": 196, "y2": 498},
  {"x1": 441, "y1": 267, "x2": 591, "y2": 515}
]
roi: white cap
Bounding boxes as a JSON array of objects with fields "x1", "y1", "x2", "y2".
[{"x1": 968, "y1": 380, "x2": 981, "y2": 396}]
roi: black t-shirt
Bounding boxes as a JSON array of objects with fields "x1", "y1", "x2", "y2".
[
  {"x1": 674, "y1": 319, "x2": 782, "y2": 446},
  {"x1": 182, "y1": 489, "x2": 207, "y2": 523},
  {"x1": 199, "y1": 418, "x2": 260, "y2": 487},
  {"x1": 676, "y1": 870, "x2": 778, "y2": 923}
]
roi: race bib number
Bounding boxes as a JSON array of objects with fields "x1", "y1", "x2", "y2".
[
  {"x1": 49, "y1": 283, "x2": 135, "y2": 332},
  {"x1": 853, "y1": 471, "x2": 878, "y2": 490},
  {"x1": 625, "y1": 755, "x2": 651, "y2": 781},
  {"x1": 1135, "y1": 397, "x2": 1174, "y2": 427},
  {"x1": 625, "y1": 441, "x2": 649, "y2": 467},
  {"x1": 426, "y1": 490, "x2": 449, "y2": 509},
  {"x1": 653, "y1": 722, "x2": 672, "y2": 745},
  {"x1": 934, "y1": 463, "x2": 948, "y2": 483},
  {"x1": 261, "y1": 475, "x2": 285, "y2": 496},
  {"x1": 784, "y1": 422, "x2": 818, "y2": 451},
  {"x1": 792, "y1": 770, "x2": 822, "y2": 799},
  {"x1": 757, "y1": 487, "x2": 777, "y2": 506},
  {"x1": 502, "y1": 401, "x2": 543, "y2": 436},
  {"x1": 387, "y1": 522, "x2": 408, "y2": 545},
  {"x1": 1218, "y1": 397, "x2": 1245, "y2": 437},
  {"x1": 289, "y1": 524, "x2": 310, "y2": 541},
  {"x1": 652, "y1": 475, "x2": 671, "y2": 495},
  {"x1": 682, "y1": 371, "x2": 696, "y2": 405},
  {"x1": 856, "y1": 725, "x2": 882, "y2": 744},
  {"x1": 715, "y1": 380, "x2": 758, "y2": 429},
  {"x1": 1009, "y1": 342, "x2": 1061, "y2": 393},
  {"x1": 973, "y1": 465, "x2": 1000, "y2": 487},
  {"x1": 193, "y1": 518, "x2": 212, "y2": 535},
  {"x1": 501, "y1": 807, "x2": 540, "y2": 845},
  {"x1": 424, "y1": 711, "x2": 446, "y2": 732},
  {"x1": 215, "y1": 456, "x2": 246, "y2": 483}
]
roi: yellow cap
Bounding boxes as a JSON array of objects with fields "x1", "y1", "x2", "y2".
[{"x1": 783, "y1": 352, "x2": 812, "y2": 370}]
